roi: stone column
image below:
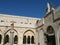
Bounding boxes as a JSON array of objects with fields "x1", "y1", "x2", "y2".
[
  {"x1": 10, "y1": 30, "x2": 14, "y2": 45},
  {"x1": 36, "y1": 30, "x2": 39, "y2": 45},
  {"x1": 57, "y1": 32, "x2": 59, "y2": 45},
  {"x1": 1, "y1": 32, "x2": 4, "y2": 45},
  {"x1": 38, "y1": 30, "x2": 40, "y2": 45},
  {"x1": 10, "y1": 22, "x2": 14, "y2": 45},
  {"x1": 56, "y1": 27, "x2": 60, "y2": 45},
  {"x1": 39, "y1": 30, "x2": 45, "y2": 45}
]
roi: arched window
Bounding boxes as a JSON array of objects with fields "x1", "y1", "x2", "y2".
[
  {"x1": 0, "y1": 34, "x2": 2, "y2": 44},
  {"x1": 14, "y1": 35, "x2": 18, "y2": 44},
  {"x1": 31, "y1": 36, "x2": 34, "y2": 44},
  {"x1": 46, "y1": 26, "x2": 56, "y2": 45},
  {"x1": 23, "y1": 36, "x2": 26, "y2": 44},
  {"x1": 27, "y1": 36, "x2": 30, "y2": 44},
  {"x1": 47, "y1": 26, "x2": 54, "y2": 34},
  {"x1": 4, "y1": 35, "x2": 9, "y2": 44}
]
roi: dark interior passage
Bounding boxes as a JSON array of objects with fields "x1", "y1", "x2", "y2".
[{"x1": 46, "y1": 35, "x2": 56, "y2": 45}]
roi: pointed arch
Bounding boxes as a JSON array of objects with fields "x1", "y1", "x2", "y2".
[
  {"x1": 4, "y1": 29, "x2": 18, "y2": 35},
  {"x1": 23, "y1": 30, "x2": 35, "y2": 35},
  {"x1": 4, "y1": 29, "x2": 18, "y2": 45},
  {"x1": 23, "y1": 30, "x2": 35, "y2": 44},
  {"x1": 47, "y1": 25, "x2": 55, "y2": 34},
  {"x1": 45, "y1": 25, "x2": 56, "y2": 45}
]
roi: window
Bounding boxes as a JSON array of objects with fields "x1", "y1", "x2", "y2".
[
  {"x1": 23, "y1": 30, "x2": 35, "y2": 44},
  {"x1": 0, "y1": 34, "x2": 2, "y2": 44},
  {"x1": 14, "y1": 35, "x2": 18, "y2": 44},
  {"x1": 1, "y1": 20, "x2": 4, "y2": 22},
  {"x1": 36, "y1": 20, "x2": 39, "y2": 24},
  {"x1": 27, "y1": 36, "x2": 30, "y2": 44},
  {"x1": 4, "y1": 35, "x2": 9, "y2": 44},
  {"x1": 23, "y1": 36, "x2": 26, "y2": 44},
  {"x1": 31, "y1": 36, "x2": 34, "y2": 44},
  {"x1": 47, "y1": 26, "x2": 54, "y2": 34}
]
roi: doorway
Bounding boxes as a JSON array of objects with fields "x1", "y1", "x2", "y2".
[
  {"x1": 46, "y1": 34, "x2": 56, "y2": 45},
  {"x1": 45, "y1": 26, "x2": 56, "y2": 45}
]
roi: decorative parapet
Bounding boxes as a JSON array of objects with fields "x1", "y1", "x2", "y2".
[
  {"x1": 0, "y1": 14, "x2": 41, "y2": 28},
  {"x1": 0, "y1": 22, "x2": 36, "y2": 28}
]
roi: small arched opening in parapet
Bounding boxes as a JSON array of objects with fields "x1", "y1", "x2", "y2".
[
  {"x1": 36, "y1": 20, "x2": 40, "y2": 25},
  {"x1": 44, "y1": 25, "x2": 56, "y2": 45},
  {"x1": 23, "y1": 30, "x2": 35, "y2": 44}
]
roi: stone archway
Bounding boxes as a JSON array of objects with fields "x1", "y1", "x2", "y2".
[
  {"x1": 44, "y1": 26, "x2": 56, "y2": 45},
  {"x1": 4, "y1": 29, "x2": 18, "y2": 45},
  {"x1": 23, "y1": 30, "x2": 35, "y2": 44}
]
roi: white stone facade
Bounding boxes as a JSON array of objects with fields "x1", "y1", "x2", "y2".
[
  {"x1": 36, "y1": 6, "x2": 60, "y2": 45},
  {"x1": 0, "y1": 14, "x2": 40, "y2": 45},
  {"x1": 0, "y1": 4, "x2": 60, "y2": 45}
]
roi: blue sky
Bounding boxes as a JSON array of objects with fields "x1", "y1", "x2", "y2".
[{"x1": 0, "y1": 0, "x2": 60, "y2": 18}]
